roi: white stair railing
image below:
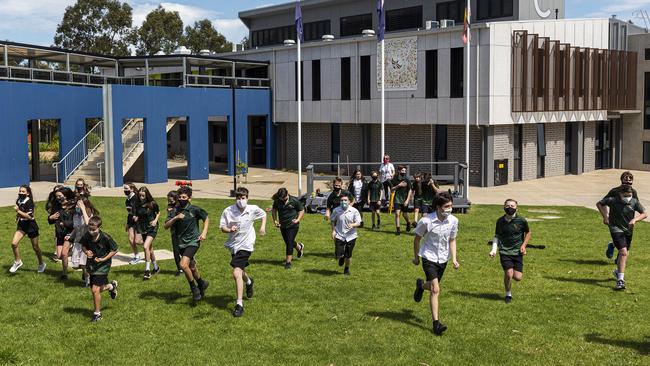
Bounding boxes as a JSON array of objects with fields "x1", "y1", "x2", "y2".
[
  {"x1": 122, "y1": 120, "x2": 143, "y2": 163},
  {"x1": 52, "y1": 121, "x2": 104, "y2": 183}
]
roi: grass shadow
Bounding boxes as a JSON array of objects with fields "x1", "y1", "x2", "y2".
[
  {"x1": 139, "y1": 290, "x2": 187, "y2": 304},
  {"x1": 366, "y1": 309, "x2": 430, "y2": 332},
  {"x1": 203, "y1": 295, "x2": 234, "y2": 311},
  {"x1": 558, "y1": 259, "x2": 611, "y2": 266},
  {"x1": 584, "y1": 333, "x2": 650, "y2": 355},
  {"x1": 450, "y1": 290, "x2": 503, "y2": 302},
  {"x1": 306, "y1": 251, "x2": 335, "y2": 259},
  {"x1": 545, "y1": 276, "x2": 611, "y2": 288},
  {"x1": 252, "y1": 259, "x2": 286, "y2": 267},
  {"x1": 303, "y1": 268, "x2": 341, "y2": 277},
  {"x1": 62, "y1": 306, "x2": 98, "y2": 319}
]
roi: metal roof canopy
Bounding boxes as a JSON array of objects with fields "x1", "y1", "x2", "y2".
[{"x1": 1, "y1": 41, "x2": 116, "y2": 68}]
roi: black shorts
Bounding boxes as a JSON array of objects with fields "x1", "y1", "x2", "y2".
[
  {"x1": 280, "y1": 226, "x2": 299, "y2": 256},
  {"x1": 335, "y1": 238, "x2": 356, "y2": 259},
  {"x1": 56, "y1": 236, "x2": 65, "y2": 246},
  {"x1": 611, "y1": 232, "x2": 633, "y2": 250},
  {"x1": 230, "y1": 250, "x2": 251, "y2": 269},
  {"x1": 392, "y1": 201, "x2": 408, "y2": 212},
  {"x1": 127, "y1": 216, "x2": 137, "y2": 229},
  {"x1": 369, "y1": 202, "x2": 381, "y2": 211},
  {"x1": 17, "y1": 220, "x2": 39, "y2": 238},
  {"x1": 142, "y1": 230, "x2": 158, "y2": 240},
  {"x1": 413, "y1": 200, "x2": 431, "y2": 213},
  {"x1": 422, "y1": 258, "x2": 447, "y2": 282},
  {"x1": 500, "y1": 254, "x2": 524, "y2": 272},
  {"x1": 89, "y1": 274, "x2": 108, "y2": 287},
  {"x1": 179, "y1": 245, "x2": 199, "y2": 260}
]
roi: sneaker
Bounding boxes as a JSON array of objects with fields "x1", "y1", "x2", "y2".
[
  {"x1": 246, "y1": 278, "x2": 254, "y2": 299},
  {"x1": 406, "y1": 222, "x2": 411, "y2": 232},
  {"x1": 84, "y1": 277, "x2": 90, "y2": 288},
  {"x1": 109, "y1": 281, "x2": 118, "y2": 299},
  {"x1": 613, "y1": 269, "x2": 619, "y2": 280},
  {"x1": 90, "y1": 313, "x2": 102, "y2": 323},
  {"x1": 143, "y1": 271, "x2": 151, "y2": 280},
  {"x1": 343, "y1": 267, "x2": 350, "y2": 276},
  {"x1": 50, "y1": 253, "x2": 59, "y2": 262},
  {"x1": 37, "y1": 263, "x2": 46, "y2": 273},
  {"x1": 152, "y1": 266, "x2": 161, "y2": 276},
  {"x1": 413, "y1": 279, "x2": 425, "y2": 302},
  {"x1": 59, "y1": 274, "x2": 68, "y2": 281},
  {"x1": 505, "y1": 295, "x2": 512, "y2": 304},
  {"x1": 198, "y1": 280, "x2": 209, "y2": 296},
  {"x1": 615, "y1": 279, "x2": 626, "y2": 290},
  {"x1": 232, "y1": 304, "x2": 244, "y2": 317},
  {"x1": 191, "y1": 286, "x2": 202, "y2": 301},
  {"x1": 297, "y1": 243, "x2": 305, "y2": 259},
  {"x1": 129, "y1": 256, "x2": 140, "y2": 265},
  {"x1": 605, "y1": 242, "x2": 615, "y2": 259},
  {"x1": 174, "y1": 269, "x2": 182, "y2": 277},
  {"x1": 371, "y1": 225, "x2": 376, "y2": 230},
  {"x1": 338, "y1": 257, "x2": 345, "y2": 267},
  {"x1": 395, "y1": 228, "x2": 401, "y2": 236},
  {"x1": 9, "y1": 260, "x2": 23, "y2": 273},
  {"x1": 284, "y1": 262, "x2": 292, "y2": 270},
  {"x1": 433, "y1": 321, "x2": 448, "y2": 336}
]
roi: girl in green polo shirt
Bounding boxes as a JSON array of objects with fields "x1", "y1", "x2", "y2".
[{"x1": 135, "y1": 187, "x2": 160, "y2": 280}]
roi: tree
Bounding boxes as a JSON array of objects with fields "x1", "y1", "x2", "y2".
[
  {"x1": 183, "y1": 19, "x2": 233, "y2": 54},
  {"x1": 133, "y1": 5, "x2": 183, "y2": 56},
  {"x1": 53, "y1": 0, "x2": 133, "y2": 56}
]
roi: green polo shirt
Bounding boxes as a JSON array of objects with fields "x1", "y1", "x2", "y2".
[
  {"x1": 495, "y1": 215, "x2": 530, "y2": 256},
  {"x1": 367, "y1": 179, "x2": 383, "y2": 202},
  {"x1": 327, "y1": 190, "x2": 352, "y2": 211},
  {"x1": 411, "y1": 180, "x2": 435, "y2": 204},
  {"x1": 391, "y1": 175, "x2": 411, "y2": 205},
  {"x1": 599, "y1": 196, "x2": 645, "y2": 235},
  {"x1": 80, "y1": 231, "x2": 118, "y2": 275},
  {"x1": 273, "y1": 196, "x2": 304, "y2": 229},
  {"x1": 136, "y1": 202, "x2": 160, "y2": 235},
  {"x1": 172, "y1": 203, "x2": 208, "y2": 249}
]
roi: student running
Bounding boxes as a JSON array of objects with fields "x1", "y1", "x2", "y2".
[
  {"x1": 272, "y1": 188, "x2": 305, "y2": 270},
  {"x1": 330, "y1": 195, "x2": 362, "y2": 275},
  {"x1": 391, "y1": 165, "x2": 412, "y2": 235},
  {"x1": 379, "y1": 154, "x2": 395, "y2": 205},
  {"x1": 45, "y1": 185, "x2": 64, "y2": 262},
  {"x1": 325, "y1": 177, "x2": 352, "y2": 221},
  {"x1": 69, "y1": 197, "x2": 98, "y2": 287},
  {"x1": 603, "y1": 171, "x2": 638, "y2": 260},
  {"x1": 411, "y1": 173, "x2": 440, "y2": 223},
  {"x1": 52, "y1": 187, "x2": 75, "y2": 280},
  {"x1": 135, "y1": 187, "x2": 160, "y2": 280},
  {"x1": 164, "y1": 190, "x2": 183, "y2": 276},
  {"x1": 9, "y1": 185, "x2": 45, "y2": 274},
  {"x1": 367, "y1": 171, "x2": 383, "y2": 230},
  {"x1": 123, "y1": 183, "x2": 142, "y2": 265},
  {"x1": 348, "y1": 169, "x2": 368, "y2": 227}
]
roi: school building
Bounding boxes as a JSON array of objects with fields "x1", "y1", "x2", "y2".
[{"x1": 232, "y1": 0, "x2": 649, "y2": 187}]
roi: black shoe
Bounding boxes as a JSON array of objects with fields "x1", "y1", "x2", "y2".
[
  {"x1": 143, "y1": 271, "x2": 151, "y2": 280},
  {"x1": 175, "y1": 269, "x2": 182, "y2": 277},
  {"x1": 371, "y1": 225, "x2": 376, "y2": 230},
  {"x1": 395, "y1": 228, "x2": 401, "y2": 236},
  {"x1": 297, "y1": 243, "x2": 305, "y2": 258},
  {"x1": 343, "y1": 267, "x2": 350, "y2": 276},
  {"x1": 152, "y1": 266, "x2": 161, "y2": 276},
  {"x1": 338, "y1": 256, "x2": 345, "y2": 267},
  {"x1": 198, "y1": 279, "x2": 209, "y2": 296},
  {"x1": 505, "y1": 295, "x2": 512, "y2": 304},
  {"x1": 90, "y1": 313, "x2": 102, "y2": 323},
  {"x1": 433, "y1": 321, "x2": 447, "y2": 336},
  {"x1": 406, "y1": 222, "x2": 411, "y2": 232},
  {"x1": 413, "y1": 279, "x2": 424, "y2": 303},
  {"x1": 59, "y1": 274, "x2": 68, "y2": 281},
  {"x1": 232, "y1": 304, "x2": 244, "y2": 317},
  {"x1": 246, "y1": 278, "x2": 254, "y2": 299},
  {"x1": 109, "y1": 281, "x2": 118, "y2": 300},
  {"x1": 284, "y1": 262, "x2": 292, "y2": 270},
  {"x1": 191, "y1": 286, "x2": 202, "y2": 301},
  {"x1": 615, "y1": 280, "x2": 626, "y2": 290}
]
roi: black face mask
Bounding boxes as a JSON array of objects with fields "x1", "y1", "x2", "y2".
[
  {"x1": 371, "y1": 176, "x2": 378, "y2": 180},
  {"x1": 124, "y1": 190, "x2": 131, "y2": 196},
  {"x1": 58, "y1": 197, "x2": 66, "y2": 203},
  {"x1": 76, "y1": 186, "x2": 83, "y2": 192},
  {"x1": 178, "y1": 199, "x2": 189, "y2": 207},
  {"x1": 400, "y1": 172, "x2": 406, "y2": 176},
  {"x1": 18, "y1": 194, "x2": 27, "y2": 200},
  {"x1": 333, "y1": 187, "x2": 341, "y2": 192},
  {"x1": 504, "y1": 207, "x2": 517, "y2": 216}
]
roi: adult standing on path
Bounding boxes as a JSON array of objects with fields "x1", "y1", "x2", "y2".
[
  {"x1": 348, "y1": 169, "x2": 368, "y2": 227},
  {"x1": 379, "y1": 155, "x2": 395, "y2": 206}
]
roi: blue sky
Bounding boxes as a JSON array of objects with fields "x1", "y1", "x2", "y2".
[{"x1": 0, "y1": 0, "x2": 649, "y2": 47}]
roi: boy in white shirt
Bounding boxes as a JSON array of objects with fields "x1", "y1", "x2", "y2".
[
  {"x1": 330, "y1": 195, "x2": 362, "y2": 275},
  {"x1": 411, "y1": 192, "x2": 459, "y2": 336},
  {"x1": 220, "y1": 187, "x2": 267, "y2": 317}
]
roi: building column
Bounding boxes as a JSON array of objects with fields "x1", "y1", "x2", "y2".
[
  {"x1": 482, "y1": 125, "x2": 494, "y2": 187},
  {"x1": 573, "y1": 121, "x2": 584, "y2": 174}
]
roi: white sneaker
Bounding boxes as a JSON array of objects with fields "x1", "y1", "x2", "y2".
[
  {"x1": 37, "y1": 263, "x2": 46, "y2": 273},
  {"x1": 129, "y1": 256, "x2": 141, "y2": 265},
  {"x1": 9, "y1": 261, "x2": 23, "y2": 273}
]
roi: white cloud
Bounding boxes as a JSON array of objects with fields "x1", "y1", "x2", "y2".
[
  {"x1": 213, "y1": 18, "x2": 248, "y2": 43},
  {"x1": 0, "y1": 0, "x2": 75, "y2": 33},
  {"x1": 130, "y1": 1, "x2": 220, "y2": 27}
]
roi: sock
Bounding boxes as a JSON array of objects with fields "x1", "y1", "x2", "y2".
[
  {"x1": 145, "y1": 262, "x2": 151, "y2": 271},
  {"x1": 618, "y1": 272, "x2": 624, "y2": 280},
  {"x1": 245, "y1": 278, "x2": 252, "y2": 285},
  {"x1": 153, "y1": 261, "x2": 159, "y2": 270},
  {"x1": 506, "y1": 291, "x2": 512, "y2": 297},
  {"x1": 94, "y1": 311, "x2": 101, "y2": 316},
  {"x1": 236, "y1": 299, "x2": 243, "y2": 306}
]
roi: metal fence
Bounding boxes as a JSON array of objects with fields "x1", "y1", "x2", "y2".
[{"x1": 52, "y1": 121, "x2": 104, "y2": 182}]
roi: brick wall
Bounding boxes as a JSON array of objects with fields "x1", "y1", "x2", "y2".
[
  {"x1": 448, "y1": 125, "x2": 482, "y2": 186},
  {"x1": 340, "y1": 124, "x2": 364, "y2": 163},
  {"x1": 283, "y1": 122, "x2": 331, "y2": 170},
  {"x1": 522, "y1": 124, "x2": 538, "y2": 181},
  {"x1": 544, "y1": 123, "x2": 566, "y2": 177},
  {"x1": 493, "y1": 125, "x2": 514, "y2": 183},
  {"x1": 584, "y1": 121, "x2": 596, "y2": 172}
]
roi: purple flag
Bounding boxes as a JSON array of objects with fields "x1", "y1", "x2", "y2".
[
  {"x1": 377, "y1": 0, "x2": 385, "y2": 41},
  {"x1": 295, "y1": 1, "x2": 304, "y2": 42}
]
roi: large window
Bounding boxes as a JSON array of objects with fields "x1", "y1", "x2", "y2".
[
  {"x1": 312, "y1": 60, "x2": 321, "y2": 101},
  {"x1": 386, "y1": 6, "x2": 422, "y2": 31},
  {"x1": 537, "y1": 124, "x2": 546, "y2": 178},
  {"x1": 645, "y1": 48, "x2": 650, "y2": 61},
  {"x1": 340, "y1": 14, "x2": 372, "y2": 37},
  {"x1": 304, "y1": 20, "x2": 331, "y2": 41},
  {"x1": 251, "y1": 25, "x2": 296, "y2": 48},
  {"x1": 341, "y1": 57, "x2": 351, "y2": 101},
  {"x1": 450, "y1": 47, "x2": 464, "y2": 98},
  {"x1": 644, "y1": 142, "x2": 650, "y2": 164},
  {"x1": 294, "y1": 61, "x2": 303, "y2": 101},
  {"x1": 645, "y1": 72, "x2": 650, "y2": 129},
  {"x1": 435, "y1": 125, "x2": 448, "y2": 160},
  {"x1": 436, "y1": 1, "x2": 463, "y2": 23},
  {"x1": 477, "y1": 0, "x2": 514, "y2": 20},
  {"x1": 360, "y1": 55, "x2": 371, "y2": 100},
  {"x1": 426, "y1": 50, "x2": 438, "y2": 99}
]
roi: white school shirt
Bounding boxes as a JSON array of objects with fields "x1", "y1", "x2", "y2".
[
  {"x1": 331, "y1": 206, "x2": 361, "y2": 242},
  {"x1": 413, "y1": 212, "x2": 458, "y2": 264},
  {"x1": 352, "y1": 179, "x2": 363, "y2": 202},
  {"x1": 379, "y1": 163, "x2": 395, "y2": 183},
  {"x1": 220, "y1": 204, "x2": 266, "y2": 254}
]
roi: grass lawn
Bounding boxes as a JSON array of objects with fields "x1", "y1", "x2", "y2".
[{"x1": 0, "y1": 197, "x2": 649, "y2": 365}]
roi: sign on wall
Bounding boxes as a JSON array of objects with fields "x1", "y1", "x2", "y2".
[{"x1": 376, "y1": 36, "x2": 418, "y2": 91}]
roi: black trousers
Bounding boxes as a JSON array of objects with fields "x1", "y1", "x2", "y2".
[{"x1": 280, "y1": 226, "x2": 300, "y2": 256}]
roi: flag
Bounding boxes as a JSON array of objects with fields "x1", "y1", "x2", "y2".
[
  {"x1": 295, "y1": 0, "x2": 304, "y2": 42},
  {"x1": 376, "y1": 0, "x2": 385, "y2": 42},
  {"x1": 462, "y1": 2, "x2": 471, "y2": 44}
]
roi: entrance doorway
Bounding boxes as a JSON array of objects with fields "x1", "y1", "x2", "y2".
[
  {"x1": 595, "y1": 120, "x2": 612, "y2": 170},
  {"x1": 208, "y1": 117, "x2": 229, "y2": 174},
  {"x1": 28, "y1": 119, "x2": 59, "y2": 182},
  {"x1": 166, "y1": 117, "x2": 189, "y2": 179},
  {"x1": 248, "y1": 116, "x2": 267, "y2": 166}
]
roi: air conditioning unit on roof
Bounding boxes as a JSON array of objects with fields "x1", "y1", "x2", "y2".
[
  {"x1": 426, "y1": 21, "x2": 440, "y2": 30},
  {"x1": 440, "y1": 19, "x2": 455, "y2": 28}
]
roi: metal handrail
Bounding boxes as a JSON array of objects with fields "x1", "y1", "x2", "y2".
[
  {"x1": 97, "y1": 162, "x2": 104, "y2": 187},
  {"x1": 52, "y1": 121, "x2": 104, "y2": 183},
  {"x1": 185, "y1": 74, "x2": 270, "y2": 89},
  {"x1": 123, "y1": 121, "x2": 143, "y2": 163}
]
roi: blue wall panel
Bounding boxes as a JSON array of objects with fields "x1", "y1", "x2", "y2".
[{"x1": 0, "y1": 81, "x2": 102, "y2": 188}]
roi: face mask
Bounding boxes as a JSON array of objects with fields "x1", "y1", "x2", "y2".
[
  {"x1": 340, "y1": 201, "x2": 349, "y2": 210},
  {"x1": 124, "y1": 190, "x2": 131, "y2": 196},
  {"x1": 383, "y1": 158, "x2": 388, "y2": 164},
  {"x1": 76, "y1": 186, "x2": 83, "y2": 192},
  {"x1": 58, "y1": 197, "x2": 65, "y2": 203},
  {"x1": 333, "y1": 187, "x2": 341, "y2": 192},
  {"x1": 504, "y1": 207, "x2": 517, "y2": 216},
  {"x1": 400, "y1": 172, "x2": 406, "y2": 176},
  {"x1": 236, "y1": 199, "x2": 248, "y2": 209},
  {"x1": 371, "y1": 175, "x2": 378, "y2": 180},
  {"x1": 178, "y1": 199, "x2": 189, "y2": 207},
  {"x1": 441, "y1": 208, "x2": 452, "y2": 218},
  {"x1": 18, "y1": 194, "x2": 26, "y2": 200},
  {"x1": 623, "y1": 196, "x2": 632, "y2": 203}
]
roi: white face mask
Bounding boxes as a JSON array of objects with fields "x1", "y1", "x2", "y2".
[
  {"x1": 236, "y1": 199, "x2": 248, "y2": 209},
  {"x1": 623, "y1": 196, "x2": 632, "y2": 203},
  {"x1": 440, "y1": 208, "x2": 452, "y2": 218}
]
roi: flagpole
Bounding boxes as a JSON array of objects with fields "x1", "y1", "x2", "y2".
[
  {"x1": 297, "y1": 36, "x2": 303, "y2": 196},
  {"x1": 465, "y1": 0, "x2": 471, "y2": 200},
  {"x1": 381, "y1": 38, "x2": 385, "y2": 161}
]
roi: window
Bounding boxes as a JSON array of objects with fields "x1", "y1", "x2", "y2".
[
  {"x1": 644, "y1": 142, "x2": 650, "y2": 164},
  {"x1": 435, "y1": 125, "x2": 448, "y2": 160},
  {"x1": 179, "y1": 123, "x2": 187, "y2": 142},
  {"x1": 426, "y1": 50, "x2": 438, "y2": 99},
  {"x1": 537, "y1": 124, "x2": 546, "y2": 178},
  {"x1": 645, "y1": 72, "x2": 650, "y2": 129},
  {"x1": 360, "y1": 55, "x2": 371, "y2": 100},
  {"x1": 341, "y1": 57, "x2": 351, "y2": 100},
  {"x1": 386, "y1": 6, "x2": 422, "y2": 31},
  {"x1": 436, "y1": 1, "x2": 463, "y2": 23},
  {"x1": 514, "y1": 125, "x2": 522, "y2": 181},
  {"x1": 251, "y1": 25, "x2": 296, "y2": 47},
  {"x1": 450, "y1": 47, "x2": 464, "y2": 98},
  {"x1": 312, "y1": 60, "x2": 321, "y2": 101},
  {"x1": 477, "y1": 0, "x2": 514, "y2": 20},
  {"x1": 340, "y1": 14, "x2": 372, "y2": 37},
  {"x1": 331, "y1": 123, "x2": 341, "y2": 165},
  {"x1": 645, "y1": 48, "x2": 650, "y2": 61},
  {"x1": 213, "y1": 125, "x2": 227, "y2": 143},
  {"x1": 295, "y1": 61, "x2": 303, "y2": 101},
  {"x1": 304, "y1": 20, "x2": 331, "y2": 41}
]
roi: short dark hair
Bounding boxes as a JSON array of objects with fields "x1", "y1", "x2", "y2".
[
  {"x1": 235, "y1": 187, "x2": 249, "y2": 198},
  {"x1": 88, "y1": 216, "x2": 102, "y2": 227},
  {"x1": 435, "y1": 192, "x2": 453, "y2": 208},
  {"x1": 397, "y1": 165, "x2": 406, "y2": 171},
  {"x1": 273, "y1": 187, "x2": 289, "y2": 201},
  {"x1": 620, "y1": 185, "x2": 633, "y2": 194},
  {"x1": 167, "y1": 190, "x2": 179, "y2": 200},
  {"x1": 621, "y1": 171, "x2": 634, "y2": 181},
  {"x1": 333, "y1": 177, "x2": 343, "y2": 184},
  {"x1": 177, "y1": 185, "x2": 193, "y2": 197},
  {"x1": 504, "y1": 198, "x2": 518, "y2": 206}
]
